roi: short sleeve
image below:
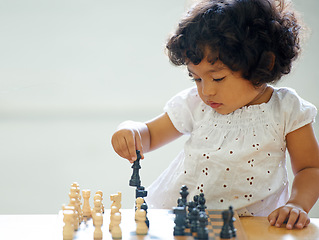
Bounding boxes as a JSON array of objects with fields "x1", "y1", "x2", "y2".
[
  {"x1": 280, "y1": 88, "x2": 317, "y2": 136},
  {"x1": 164, "y1": 87, "x2": 200, "y2": 134}
]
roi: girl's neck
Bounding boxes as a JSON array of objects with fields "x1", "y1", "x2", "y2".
[{"x1": 246, "y1": 84, "x2": 274, "y2": 106}]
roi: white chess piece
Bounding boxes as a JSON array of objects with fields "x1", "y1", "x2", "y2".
[
  {"x1": 109, "y1": 205, "x2": 120, "y2": 232},
  {"x1": 111, "y1": 212, "x2": 122, "y2": 239},
  {"x1": 95, "y1": 190, "x2": 104, "y2": 213},
  {"x1": 92, "y1": 199, "x2": 102, "y2": 226},
  {"x1": 136, "y1": 197, "x2": 144, "y2": 211},
  {"x1": 63, "y1": 210, "x2": 74, "y2": 240},
  {"x1": 94, "y1": 213, "x2": 103, "y2": 240},
  {"x1": 82, "y1": 189, "x2": 92, "y2": 220},
  {"x1": 136, "y1": 209, "x2": 148, "y2": 235},
  {"x1": 110, "y1": 192, "x2": 122, "y2": 210},
  {"x1": 62, "y1": 204, "x2": 78, "y2": 231}
]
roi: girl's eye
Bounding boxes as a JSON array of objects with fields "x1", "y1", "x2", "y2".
[
  {"x1": 188, "y1": 73, "x2": 201, "y2": 82},
  {"x1": 213, "y1": 77, "x2": 225, "y2": 82}
]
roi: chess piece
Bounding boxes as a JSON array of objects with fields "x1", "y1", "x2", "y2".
[
  {"x1": 229, "y1": 206, "x2": 237, "y2": 237},
  {"x1": 66, "y1": 199, "x2": 79, "y2": 230},
  {"x1": 94, "y1": 213, "x2": 103, "y2": 240},
  {"x1": 186, "y1": 201, "x2": 196, "y2": 228},
  {"x1": 82, "y1": 189, "x2": 92, "y2": 220},
  {"x1": 141, "y1": 202, "x2": 149, "y2": 228},
  {"x1": 129, "y1": 150, "x2": 142, "y2": 187},
  {"x1": 109, "y1": 205, "x2": 120, "y2": 232},
  {"x1": 179, "y1": 185, "x2": 189, "y2": 207},
  {"x1": 198, "y1": 193, "x2": 207, "y2": 212},
  {"x1": 136, "y1": 209, "x2": 148, "y2": 235},
  {"x1": 110, "y1": 192, "x2": 122, "y2": 210},
  {"x1": 92, "y1": 199, "x2": 102, "y2": 226},
  {"x1": 220, "y1": 209, "x2": 232, "y2": 239},
  {"x1": 193, "y1": 195, "x2": 199, "y2": 206},
  {"x1": 111, "y1": 212, "x2": 122, "y2": 239},
  {"x1": 63, "y1": 210, "x2": 74, "y2": 240},
  {"x1": 173, "y1": 206, "x2": 187, "y2": 236},
  {"x1": 190, "y1": 207, "x2": 199, "y2": 233},
  {"x1": 135, "y1": 197, "x2": 144, "y2": 211},
  {"x1": 95, "y1": 190, "x2": 104, "y2": 213},
  {"x1": 69, "y1": 187, "x2": 82, "y2": 222},
  {"x1": 197, "y1": 212, "x2": 209, "y2": 240},
  {"x1": 136, "y1": 186, "x2": 148, "y2": 199}
]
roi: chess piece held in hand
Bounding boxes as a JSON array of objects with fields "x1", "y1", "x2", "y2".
[{"x1": 129, "y1": 150, "x2": 142, "y2": 187}]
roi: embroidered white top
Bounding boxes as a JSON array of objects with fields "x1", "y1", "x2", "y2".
[{"x1": 146, "y1": 87, "x2": 317, "y2": 216}]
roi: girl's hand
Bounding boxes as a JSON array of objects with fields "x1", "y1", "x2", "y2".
[
  {"x1": 268, "y1": 203, "x2": 310, "y2": 229},
  {"x1": 111, "y1": 127, "x2": 144, "y2": 163}
]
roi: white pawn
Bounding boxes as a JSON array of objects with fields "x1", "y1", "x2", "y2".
[
  {"x1": 136, "y1": 197, "x2": 144, "y2": 211},
  {"x1": 95, "y1": 190, "x2": 104, "y2": 213},
  {"x1": 92, "y1": 199, "x2": 102, "y2": 226},
  {"x1": 111, "y1": 212, "x2": 122, "y2": 239},
  {"x1": 62, "y1": 204, "x2": 78, "y2": 231},
  {"x1": 71, "y1": 183, "x2": 82, "y2": 220},
  {"x1": 109, "y1": 205, "x2": 120, "y2": 232},
  {"x1": 136, "y1": 209, "x2": 148, "y2": 235},
  {"x1": 63, "y1": 210, "x2": 74, "y2": 240},
  {"x1": 82, "y1": 189, "x2": 92, "y2": 220},
  {"x1": 94, "y1": 213, "x2": 103, "y2": 240}
]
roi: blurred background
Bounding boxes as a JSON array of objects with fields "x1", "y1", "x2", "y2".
[{"x1": 0, "y1": 0, "x2": 318, "y2": 216}]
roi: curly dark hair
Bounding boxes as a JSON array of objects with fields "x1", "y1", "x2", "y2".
[{"x1": 166, "y1": 0, "x2": 303, "y2": 86}]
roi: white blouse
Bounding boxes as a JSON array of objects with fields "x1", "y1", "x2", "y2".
[{"x1": 146, "y1": 87, "x2": 317, "y2": 216}]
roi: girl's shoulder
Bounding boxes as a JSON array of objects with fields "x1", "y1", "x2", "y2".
[
  {"x1": 270, "y1": 87, "x2": 317, "y2": 135},
  {"x1": 270, "y1": 87, "x2": 316, "y2": 111}
]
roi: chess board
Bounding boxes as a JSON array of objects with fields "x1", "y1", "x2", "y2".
[
  {"x1": 182, "y1": 209, "x2": 247, "y2": 240},
  {"x1": 59, "y1": 209, "x2": 247, "y2": 240}
]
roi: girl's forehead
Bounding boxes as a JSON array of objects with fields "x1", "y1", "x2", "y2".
[{"x1": 187, "y1": 57, "x2": 227, "y2": 74}]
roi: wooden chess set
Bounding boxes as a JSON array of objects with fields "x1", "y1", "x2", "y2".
[{"x1": 60, "y1": 151, "x2": 248, "y2": 239}]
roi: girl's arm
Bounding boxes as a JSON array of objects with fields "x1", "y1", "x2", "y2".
[
  {"x1": 268, "y1": 123, "x2": 319, "y2": 229},
  {"x1": 111, "y1": 112, "x2": 183, "y2": 163}
]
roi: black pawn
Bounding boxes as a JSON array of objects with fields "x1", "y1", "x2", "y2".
[
  {"x1": 197, "y1": 212, "x2": 209, "y2": 240},
  {"x1": 186, "y1": 201, "x2": 196, "y2": 228},
  {"x1": 129, "y1": 150, "x2": 141, "y2": 187},
  {"x1": 198, "y1": 193, "x2": 207, "y2": 212},
  {"x1": 190, "y1": 207, "x2": 199, "y2": 233},
  {"x1": 229, "y1": 206, "x2": 237, "y2": 237},
  {"x1": 173, "y1": 206, "x2": 187, "y2": 236},
  {"x1": 193, "y1": 195, "x2": 199, "y2": 206},
  {"x1": 220, "y1": 209, "x2": 232, "y2": 239},
  {"x1": 179, "y1": 185, "x2": 189, "y2": 207}
]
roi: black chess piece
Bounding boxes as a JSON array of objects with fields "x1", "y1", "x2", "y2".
[
  {"x1": 220, "y1": 209, "x2": 232, "y2": 239},
  {"x1": 186, "y1": 201, "x2": 196, "y2": 228},
  {"x1": 136, "y1": 186, "x2": 148, "y2": 199},
  {"x1": 141, "y1": 203, "x2": 149, "y2": 228},
  {"x1": 197, "y1": 212, "x2": 209, "y2": 240},
  {"x1": 173, "y1": 206, "x2": 187, "y2": 236},
  {"x1": 198, "y1": 193, "x2": 207, "y2": 212},
  {"x1": 229, "y1": 206, "x2": 237, "y2": 237},
  {"x1": 179, "y1": 185, "x2": 189, "y2": 207},
  {"x1": 190, "y1": 207, "x2": 199, "y2": 233},
  {"x1": 129, "y1": 150, "x2": 142, "y2": 187},
  {"x1": 193, "y1": 194, "x2": 199, "y2": 206}
]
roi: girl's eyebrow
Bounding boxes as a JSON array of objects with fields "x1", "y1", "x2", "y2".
[{"x1": 187, "y1": 67, "x2": 222, "y2": 75}]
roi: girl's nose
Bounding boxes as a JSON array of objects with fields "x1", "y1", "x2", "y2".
[{"x1": 201, "y1": 80, "x2": 217, "y2": 96}]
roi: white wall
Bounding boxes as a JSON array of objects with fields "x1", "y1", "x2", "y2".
[{"x1": 0, "y1": 0, "x2": 318, "y2": 217}]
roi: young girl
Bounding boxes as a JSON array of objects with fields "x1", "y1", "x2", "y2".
[{"x1": 111, "y1": 0, "x2": 319, "y2": 230}]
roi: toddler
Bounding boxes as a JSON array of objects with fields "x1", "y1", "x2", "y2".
[{"x1": 111, "y1": 0, "x2": 319, "y2": 230}]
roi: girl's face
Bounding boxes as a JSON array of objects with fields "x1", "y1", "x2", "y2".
[{"x1": 187, "y1": 56, "x2": 269, "y2": 115}]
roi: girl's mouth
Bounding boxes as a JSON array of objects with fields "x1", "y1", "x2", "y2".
[{"x1": 207, "y1": 101, "x2": 222, "y2": 109}]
